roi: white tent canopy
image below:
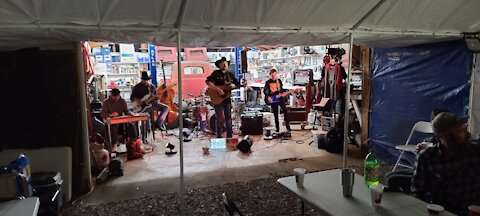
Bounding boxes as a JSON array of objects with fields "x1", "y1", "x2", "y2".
[{"x1": 0, "y1": 0, "x2": 479, "y2": 51}]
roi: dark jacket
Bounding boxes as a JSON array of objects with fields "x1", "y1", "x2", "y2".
[
  {"x1": 206, "y1": 70, "x2": 240, "y2": 87},
  {"x1": 263, "y1": 78, "x2": 284, "y2": 97},
  {"x1": 131, "y1": 83, "x2": 155, "y2": 101}
]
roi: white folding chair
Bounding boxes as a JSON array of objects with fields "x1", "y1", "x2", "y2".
[{"x1": 392, "y1": 121, "x2": 433, "y2": 171}]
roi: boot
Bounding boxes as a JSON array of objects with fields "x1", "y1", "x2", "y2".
[
  {"x1": 127, "y1": 140, "x2": 143, "y2": 160},
  {"x1": 134, "y1": 139, "x2": 145, "y2": 154}
]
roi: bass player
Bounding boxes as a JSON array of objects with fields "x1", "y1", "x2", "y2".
[
  {"x1": 205, "y1": 57, "x2": 240, "y2": 138},
  {"x1": 264, "y1": 69, "x2": 297, "y2": 135},
  {"x1": 131, "y1": 71, "x2": 169, "y2": 130}
]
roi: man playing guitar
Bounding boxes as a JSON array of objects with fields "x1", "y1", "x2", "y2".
[
  {"x1": 264, "y1": 69, "x2": 298, "y2": 135},
  {"x1": 131, "y1": 71, "x2": 169, "y2": 130},
  {"x1": 206, "y1": 57, "x2": 240, "y2": 138}
]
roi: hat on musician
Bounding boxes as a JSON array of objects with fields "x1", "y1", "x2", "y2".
[
  {"x1": 111, "y1": 88, "x2": 120, "y2": 96},
  {"x1": 140, "y1": 71, "x2": 151, "y2": 80},
  {"x1": 215, "y1": 57, "x2": 230, "y2": 68}
]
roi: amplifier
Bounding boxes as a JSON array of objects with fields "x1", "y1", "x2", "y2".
[{"x1": 240, "y1": 113, "x2": 263, "y2": 135}]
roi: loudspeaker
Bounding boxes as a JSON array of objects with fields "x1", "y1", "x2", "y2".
[
  {"x1": 465, "y1": 38, "x2": 480, "y2": 53},
  {"x1": 240, "y1": 113, "x2": 263, "y2": 135},
  {"x1": 241, "y1": 50, "x2": 248, "y2": 73}
]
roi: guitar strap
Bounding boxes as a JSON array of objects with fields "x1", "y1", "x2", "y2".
[
  {"x1": 276, "y1": 79, "x2": 281, "y2": 93},
  {"x1": 224, "y1": 71, "x2": 230, "y2": 84}
]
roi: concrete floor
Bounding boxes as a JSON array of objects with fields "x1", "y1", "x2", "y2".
[{"x1": 80, "y1": 125, "x2": 365, "y2": 205}]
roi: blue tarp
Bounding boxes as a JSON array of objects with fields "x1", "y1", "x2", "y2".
[{"x1": 369, "y1": 40, "x2": 472, "y2": 164}]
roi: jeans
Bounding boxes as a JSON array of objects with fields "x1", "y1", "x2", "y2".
[
  {"x1": 214, "y1": 101, "x2": 232, "y2": 138},
  {"x1": 141, "y1": 102, "x2": 169, "y2": 140},
  {"x1": 335, "y1": 99, "x2": 345, "y2": 118},
  {"x1": 271, "y1": 99, "x2": 291, "y2": 132},
  {"x1": 110, "y1": 122, "x2": 138, "y2": 145}
]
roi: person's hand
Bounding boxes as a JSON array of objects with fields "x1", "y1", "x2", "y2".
[
  {"x1": 110, "y1": 112, "x2": 119, "y2": 117},
  {"x1": 216, "y1": 87, "x2": 224, "y2": 96},
  {"x1": 267, "y1": 97, "x2": 272, "y2": 103},
  {"x1": 415, "y1": 143, "x2": 428, "y2": 154}
]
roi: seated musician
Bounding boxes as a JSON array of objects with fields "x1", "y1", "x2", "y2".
[
  {"x1": 264, "y1": 69, "x2": 291, "y2": 135},
  {"x1": 206, "y1": 57, "x2": 240, "y2": 138},
  {"x1": 131, "y1": 71, "x2": 169, "y2": 130},
  {"x1": 101, "y1": 88, "x2": 143, "y2": 160}
]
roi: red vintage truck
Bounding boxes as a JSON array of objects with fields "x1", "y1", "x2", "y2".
[{"x1": 167, "y1": 61, "x2": 214, "y2": 99}]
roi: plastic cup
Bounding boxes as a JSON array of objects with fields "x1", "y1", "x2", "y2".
[
  {"x1": 469, "y1": 205, "x2": 480, "y2": 216},
  {"x1": 293, "y1": 168, "x2": 306, "y2": 187},
  {"x1": 426, "y1": 204, "x2": 444, "y2": 216},
  {"x1": 202, "y1": 147, "x2": 210, "y2": 155},
  {"x1": 341, "y1": 169, "x2": 355, "y2": 197},
  {"x1": 369, "y1": 184, "x2": 384, "y2": 208}
]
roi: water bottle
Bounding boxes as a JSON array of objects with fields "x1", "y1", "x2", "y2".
[
  {"x1": 364, "y1": 151, "x2": 380, "y2": 187},
  {"x1": 8, "y1": 154, "x2": 33, "y2": 196}
]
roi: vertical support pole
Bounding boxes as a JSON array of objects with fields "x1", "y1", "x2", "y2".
[
  {"x1": 234, "y1": 47, "x2": 243, "y2": 98},
  {"x1": 176, "y1": 32, "x2": 185, "y2": 215},
  {"x1": 361, "y1": 47, "x2": 371, "y2": 148},
  {"x1": 343, "y1": 34, "x2": 354, "y2": 168},
  {"x1": 76, "y1": 42, "x2": 93, "y2": 193},
  {"x1": 468, "y1": 53, "x2": 477, "y2": 135}
]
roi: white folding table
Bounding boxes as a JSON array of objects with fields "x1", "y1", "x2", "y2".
[
  {"x1": 0, "y1": 197, "x2": 39, "y2": 216},
  {"x1": 278, "y1": 169, "x2": 455, "y2": 216}
]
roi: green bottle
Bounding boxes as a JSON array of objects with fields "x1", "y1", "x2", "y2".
[{"x1": 364, "y1": 151, "x2": 380, "y2": 187}]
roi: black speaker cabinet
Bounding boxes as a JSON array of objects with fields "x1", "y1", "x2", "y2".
[
  {"x1": 240, "y1": 113, "x2": 263, "y2": 135},
  {"x1": 241, "y1": 50, "x2": 248, "y2": 73}
]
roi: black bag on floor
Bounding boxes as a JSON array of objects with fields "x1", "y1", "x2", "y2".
[
  {"x1": 325, "y1": 126, "x2": 344, "y2": 153},
  {"x1": 109, "y1": 157, "x2": 124, "y2": 176}
]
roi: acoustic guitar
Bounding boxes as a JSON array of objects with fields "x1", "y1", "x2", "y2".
[
  {"x1": 264, "y1": 88, "x2": 302, "y2": 105},
  {"x1": 130, "y1": 83, "x2": 177, "y2": 113},
  {"x1": 207, "y1": 84, "x2": 233, "y2": 105}
]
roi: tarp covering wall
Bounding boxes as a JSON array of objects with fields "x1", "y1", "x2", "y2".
[{"x1": 369, "y1": 40, "x2": 472, "y2": 163}]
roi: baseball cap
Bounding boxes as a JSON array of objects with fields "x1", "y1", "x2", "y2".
[
  {"x1": 111, "y1": 88, "x2": 120, "y2": 96},
  {"x1": 431, "y1": 112, "x2": 468, "y2": 135}
]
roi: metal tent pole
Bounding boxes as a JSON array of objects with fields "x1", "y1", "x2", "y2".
[
  {"x1": 343, "y1": 34, "x2": 354, "y2": 169},
  {"x1": 76, "y1": 42, "x2": 93, "y2": 193},
  {"x1": 176, "y1": 32, "x2": 185, "y2": 215}
]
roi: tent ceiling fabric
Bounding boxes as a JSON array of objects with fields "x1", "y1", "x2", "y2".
[{"x1": 0, "y1": 0, "x2": 479, "y2": 50}]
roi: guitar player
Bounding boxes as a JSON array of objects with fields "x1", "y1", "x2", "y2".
[
  {"x1": 264, "y1": 69, "x2": 291, "y2": 135},
  {"x1": 131, "y1": 71, "x2": 169, "y2": 131},
  {"x1": 101, "y1": 88, "x2": 143, "y2": 159},
  {"x1": 205, "y1": 57, "x2": 240, "y2": 138}
]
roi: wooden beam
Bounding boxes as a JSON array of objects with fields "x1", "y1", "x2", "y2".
[{"x1": 361, "y1": 47, "x2": 371, "y2": 149}]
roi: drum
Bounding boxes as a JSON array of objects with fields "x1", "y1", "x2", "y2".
[
  {"x1": 208, "y1": 111, "x2": 226, "y2": 133},
  {"x1": 192, "y1": 106, "x2": 208, "y2": 122}
]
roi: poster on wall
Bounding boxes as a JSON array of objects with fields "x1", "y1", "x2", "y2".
[{"x1": 119, "y1": 43, "x2": 136, "y2": 63}]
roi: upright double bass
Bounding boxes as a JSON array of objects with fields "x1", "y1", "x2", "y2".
[{"x1": 156, "y1": 60, "x2": 179, "y2": 125}]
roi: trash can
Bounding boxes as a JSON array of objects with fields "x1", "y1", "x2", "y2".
[{"x1": 31, "y1": 172, "x2": 63, "y2": 216}]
